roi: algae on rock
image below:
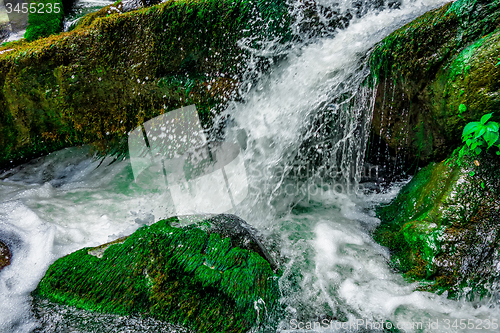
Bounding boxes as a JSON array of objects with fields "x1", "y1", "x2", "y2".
[
  {"x1": 0, "y1": 0, "x2": 290, "y2": 171},
  {"x1": 368, "y1": 0, "x2": 500, "y2": 169},
  {"x1": 34, "y1": 214, "x2": 281, "y2": 333},
  {"x1": 374, "y1": 153, "x2": 500, "y2": 298}
]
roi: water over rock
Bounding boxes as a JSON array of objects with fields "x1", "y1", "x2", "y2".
[
  {"x1": 0, "y1": 240, "x2": 11, "y2": 271},
  {"x1": 369, "y1": 0, "x2": 500, "y2": 168},
  {"x1": 34, "y1": 214, "x2": 281, "y2": 333},
  {"x1": 374, "y1": 153, "x2": 500, "y2": 298}
]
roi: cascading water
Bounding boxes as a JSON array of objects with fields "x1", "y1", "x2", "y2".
[
  {"x1": 63, "y1": 0, "x2": 115, "y2": 31},
  {"x1": 1, "y1": 0, "x2": 499, "y2": 332}
]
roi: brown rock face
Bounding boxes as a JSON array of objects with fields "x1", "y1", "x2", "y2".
[{"x1": 0, "y1": 240, "x2": 11, "y2": 271}]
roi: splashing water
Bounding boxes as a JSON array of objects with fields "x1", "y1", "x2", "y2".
[{"x1": 1, "y1": 0, "x2": 499, "y2": 332}]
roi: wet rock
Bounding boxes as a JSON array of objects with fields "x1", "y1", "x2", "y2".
[
  {"x1": 294, "y1": 0, "x2": 401, "y2": 38},
  {"x1": 0, "y1": 240, "x2": 11, "y2": 271},
  {"x1": 369, "y1": 0, "x2": 500, "y2": 168},
  {"x1": 0, "y1": 0, "x2": 289, "y2": 170},
  {"x1": 120, "y1": 0, "x2": 162, "y2": 13},
  {"x1": 0, "y1": 22, "x2": 10, "y2": 43},
  {"x1": 34, "y1": 215, "x2": 281, "y2": 333},
  {"x1": 200, "y1": 214, "x2": 277, "y2": 270},
  {"x1": 374, "y1": 153, "x2": 500, "y2": 298},
  {"x1": 4, "y1": 0, "x2": 29, "y2": 33},
  {"x1": 33, "y1": 298, "x2": 194, "y2": 333}
]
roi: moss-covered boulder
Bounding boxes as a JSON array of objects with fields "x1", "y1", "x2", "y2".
[
  {"x1": 34, "y1": 214, "x2": 281, "y2": 333},
  {"x1": 0, "y1": 240, "x2": 11, "y2": 271},
  {"x1": 0, "y1": 0, "x2": 289, "y2": 171},
  {"x1": 374, "y1": 152, "x2": 500, "y2": 298},
  {"x1": 369, "y1": 0, "x2": 500, "y2": 167}
]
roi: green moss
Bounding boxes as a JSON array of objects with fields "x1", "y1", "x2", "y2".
[
  {"x1": 446, "y1": 37, "x2": 485, "y2": 82},
  {"x1": 374, "y1": 152, "x2": 500, "y2": 298},
  {"x1": 24, "y1": 0, "x2": 65, "y2": 42},
  {"x1": 0, "y1": 0, "x2": 290, "y2": 170},
  {"x1": 445, "y1": 0, "x2": 478, "y2": 16},
  {"x1": 369, "y1": 0, "x2": 500, "y2": 164},
  {"x1": 35, "y1": 216, "x2": 281, "y2": 333}
]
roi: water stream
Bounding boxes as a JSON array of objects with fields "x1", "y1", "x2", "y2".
[{"x1": 1, "y1": 0, "x2": 499, "y2": 332}]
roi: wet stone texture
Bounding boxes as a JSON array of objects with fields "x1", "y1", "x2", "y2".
[
  {"x1": 368, "y1": 0, "x2": 500, "y2": 169},
  {"x1": 374, "y1": 153, "x2": 500, "y2": 299},
  {"x1": 0, "y1": 0, "x2": 290, "y2": 171},
  {"x1": 0, "y1": 240, "x2": 11, "y2": 271}
]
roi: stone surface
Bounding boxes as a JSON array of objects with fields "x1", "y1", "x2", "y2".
[
  {"x1": 368, "y1": 0, "x2": 500, "y2": 170},
  {"x1": 0, "y1": 0, "x2": 289, "y2": 171},
  {"x1": 0, "y1": 240, "x2": 11, "y2": 271},
  {"x1": 34, "y1": 214, "x2": 281, "y2": 333},
  {"x1": 374, "y1": 152, "x2": 500, "y2": 298}
]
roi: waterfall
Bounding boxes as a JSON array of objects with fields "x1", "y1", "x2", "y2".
[
  {"x1": 2, "y1": 0, "x2": 500, "y2": 332},
  {"x1": 221, "y1": 0, "x2": 449, "y2": 221}
]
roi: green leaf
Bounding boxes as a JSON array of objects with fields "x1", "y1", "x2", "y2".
[
  {"x1": 480, "y1": 113, "x2": 493, "y2": 125},
  {"x1": 481, "y1": 182, "x2": 485, "y2": 189},
  {"x1": 486, "y1": 121, "x2": 499, "y2": 132},
  {"x1": 483, "y1": 131, "x2": 499, "y2": 148},
  {"x1": 474, "y1": 147, "x2": 482, "y2": 155},
  {"x1": 469, "y1": 171, "x2": 476, "y2": 177},
  {"x1": 466, "y1": 138, "x2": 473, "y2": 146},
  {"x1": 475, "y1": 127, "x2": 486, "y2": 139},
  {"x1": 459, "y1": 104, "x2": 467, "y2": 114},
  {"x1": 459, "y1": 145, "x2": 467, "y2": 157},
  {"x1": 497, "y1": 151, "x2": 500, "y2": 155},
  {"x1": 462, "y1": 122, "x2": 480, "y2": 138}
]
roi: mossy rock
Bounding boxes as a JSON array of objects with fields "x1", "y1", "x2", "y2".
[
  {"x1": 34, "y1": 214, "x2": 282, "y2": 333},
  {"x1": 0, "y1": 0, "x2": 290, "y2": 171},
  {"x1": 369, "y1": 0, "x2": 500, "y2": 167},
  {"x1": 374, "y1": 152, "x2": 500, "y2": 298},
  {"x1": 0, "y1": 240, "x2": 11, "y2": 271}
]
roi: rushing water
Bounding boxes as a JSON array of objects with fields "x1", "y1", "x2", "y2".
[
  {"x1": 63, "y1": 0, "x2": 115, "y2": 31},
  {"x1": 1, "y1": 0, "x2": 500, "y2": 332}
]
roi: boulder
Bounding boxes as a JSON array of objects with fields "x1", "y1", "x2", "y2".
[
  {"x1": 0, "y1": 240, "x2": 11, "y2": 271},
  {"x1": 374, "y1": 153, "x2": 500, "y2": 298},
  {"x1": 0, "y1": 0, "x2": 289, "y2": 171},
  {"x1": 368, "y1": 0, "x2": 500, "y2": 169},
  {"x1": 34, "y1": 214, "x2": 281, "y2": 333}
]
